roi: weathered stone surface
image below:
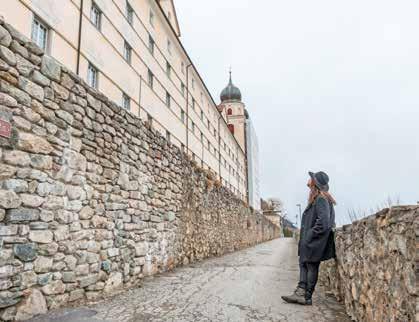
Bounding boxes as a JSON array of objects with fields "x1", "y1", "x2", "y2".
[
  {"x1": 0, "y1": 164, "x2": 16, "y2": 180},
  {"x1": 15, "y1": 289, "x2": 47, "y2": 321},
  {"x1": 3, "y1": 150, "x2": 30, "y2": 166},
  {"x1": 13, "y1": 243, "x2": 37, "y2": 262},
  {"x1": 0, "y1": 25, "x2": 12, "y2": 47},
  {"x1": 0, "y1": 46, "x2": 16, "y2": 66},
  {"x1": 0, "y1": 92, "x2": 17, "y2": 107},
  {"x1": 32, "y1": 70, "x2": 50, "y2": 86},
  {"x1": 3, "y1": 179, "x2": 28, "y2": 193},
  {"x1": 0, "y1": 190, "x2": 21, "y2": 209},
  {"x1": 0, "y1": 291, "x2": 22, "y2": 308},
  {"x1": 320, "y1": 206, "x2": 418, "y2": 322},
  {"x1": 34, "y1": 256, "x2": 53, "y2": 273},
  {"x1": 20, "y1": 194, "x2": 44, "y2": 208},
  {"x1": 17, "y1": 132, "x2": 53, "y2": 154},
  {"x1": 0, "y1": 20, "x2": 282, "y2": 321},
  {"x1": 29, "y1": 230, "x2": 53, "y2": 244},
  {"x1": 41, "y1": 55, "x2": 61, "y2": 82},
  {"x1": 18, "y1": 77, "x2": 44, "y2": 101},
  {"x1": 104, "y1": 272, "x2": 122, "y2": 293},
  {"x1": 7, "y1": 208, "x2": 39, "y2": 222},
  {"x1": 42, "y1": 280, "x2": 65, "y2": 295}
]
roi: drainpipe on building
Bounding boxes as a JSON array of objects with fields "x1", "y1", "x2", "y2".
[
  {"x1": 138, "y1": 76, "x2": 142, "y2": 118},
  {"x1": 217, "y1": 113, "x2": 222, "y2": 181},
  {"x1": 76, "y1": 0, "x2": 84, "y2": 75},
  {"x1": 185, "y1": 64, "x2": 192, "y2": 156}
]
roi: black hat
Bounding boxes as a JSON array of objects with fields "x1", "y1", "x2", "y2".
[{"x1": 309, "y1": 171, "x2": 329, "y2": 191}]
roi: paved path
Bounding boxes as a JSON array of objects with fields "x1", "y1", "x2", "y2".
[{"x1": 30, "y1": 238, "x2": 351, "y2": 322}]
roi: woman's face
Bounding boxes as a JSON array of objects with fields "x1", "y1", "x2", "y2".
[{"x1": 307, "y1": 178, "x2": 314, "y2": 188}]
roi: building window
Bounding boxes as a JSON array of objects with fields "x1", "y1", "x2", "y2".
[
  {"x1": 165, "y1": 92, "x2": 171, "y2": 108},
  {"x1": 122, "y1": 93, "x2": 130, "y2": 110},
  {"x1": 166, "y1": 130, "x2": 170, "y2": 142},
  {"x1": 200, "y1": 92, "x2": 203, "y2": 103},
  {"x1": 191, "y1": 122, "x2": 195, "y2": 133},
  {"x1": 200, "y1": 110, "x2": 204, "y2": 121},
  {"x1": 181, "y1": 110, "x2": 185, "y2": 123},
  {"x1": 126, "y1": 1, "x2": 134, "y2": 25},
  {"x1": 123, "y1": 41, "x2": 132, "y2": 64},
  {"x1": 181, "y1": 62, "x2": 185, "y2": 74},
  {"x1": 147, "y1": 113, "x2": 153, "y2": 126},
  {"x1": 207, "y1": 120, "x2": 210, "y2": 129},
  {"x1": 227, "y1": 108, "x2": 233, "y2": 115},
  {"x1": 149, "y1": 10, "x2": 155, "y2": 27},
  {"x1": 200, "y1": 132, "x2": 203, "y2": 142},
  {"x1": 192, "y1": 99, "x2": 195, "y2": 111},
  {"x1": 31, "y1": 17, "x2": 49, "y2": 51},
  {"x1": 87, "y1": 63, "x2": 98, "y2": 89},
  {"x1": 192, "y1": 78, "x2": 195, "y2": 90},
  {"x1": 90, "y1": 3, "x2": 102, "y2": 30},
  {"x1": 181, "y1": 83, "x2": 185, "y2": 97},
  {"x1": 167, "y1": 39, "x2": 172, "y2": 55},
  {"x1": 166, "y1": 61, "x2": 171, "y2": 78},
  {"x1": 207, "y1": 139, "x2": 210, "y2": 148},
  {"x1": 148, "y1": 35, "x2": 155, "y2": 55},
  {"x1": 147, "y1": 69, "x2": 153, "y2": 88}
]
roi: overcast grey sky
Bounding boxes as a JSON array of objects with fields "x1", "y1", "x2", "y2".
[{"x1": 175, "y1": 0, "x2": 419, "y2": 225}]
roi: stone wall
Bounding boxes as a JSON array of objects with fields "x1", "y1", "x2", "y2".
[
  {"x1": 319, "y1": 206, "x2": 418, "y2": 322},
  {"x1": 0, "y1": 18, "x2": 280, "y2": 321}
]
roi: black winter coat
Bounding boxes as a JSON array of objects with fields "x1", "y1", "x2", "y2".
[{"x1": 298, "y1": 195, "x2": 336, "y2": 263}]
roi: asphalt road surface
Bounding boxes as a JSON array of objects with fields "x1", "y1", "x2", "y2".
[{"x1": 30, "y1": 238, "x2": 351, "y2": 322}]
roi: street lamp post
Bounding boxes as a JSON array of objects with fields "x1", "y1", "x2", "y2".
[{"x1": 296, "y1": 204, "x2": 302, "y2": 225}]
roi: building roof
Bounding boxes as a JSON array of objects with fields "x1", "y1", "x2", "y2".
[{"x1": 220, "y1": 71, "x2": 242, "y2": 102}]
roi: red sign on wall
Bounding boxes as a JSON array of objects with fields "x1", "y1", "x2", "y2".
[{"x1": 0, "y1": 119, "x2": 11, "y2": 138}]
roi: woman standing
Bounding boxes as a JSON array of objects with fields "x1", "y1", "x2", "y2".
[{"x1": 282, "y1": 171, "x2": 336, "y2": 305}]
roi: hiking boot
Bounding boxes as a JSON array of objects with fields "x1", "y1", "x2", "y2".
[
  {"x1": 281, "y1": 287, "x2": 305, "y2": 304},
  {"x1": 296, "y1": 291, "x2": 313, "y2": 305},
  {"x1": 296, "y1": 296, "x2": 312, "y2": 305}
]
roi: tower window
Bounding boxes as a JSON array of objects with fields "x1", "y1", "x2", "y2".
[
  {"x1": 90, "y1": 3, "x2": 102, "y2": 30},
  {"x1": 181, "y1": 110, "x2": 185, "y2": 123},
  {"x1": 166, "y1": 130, "x2": 171, "y2": 142},
  {"x1": 228, "y1": 124, "x2": 235, "y2": 134},
  {"x1": 227, "y1": 108, "x2": 233, "y2": 115},
  {"x1": 31, "y1": 17, "x2": 49, "y2": 51},
  {"x1": 87, "y1": 63, "x2": 98, "y2": 89}
]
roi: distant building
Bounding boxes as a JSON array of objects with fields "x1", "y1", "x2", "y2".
[
  {"x1": 218, "y1": 72, "x2": 260, "y2": 210},
  {"x1": 245, "y1": 118, "x2": 261, "y2": 211}
]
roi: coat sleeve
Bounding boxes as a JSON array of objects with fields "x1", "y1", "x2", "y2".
[{"x1": 312, "y1": 196, "x2": 330, "y2": 236}]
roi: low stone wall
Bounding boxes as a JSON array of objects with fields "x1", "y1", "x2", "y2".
[
  {"x1": 0, "y1": 18, "x2": 280, "y2": 320},
  {"x1": 319, "y1": 206, "x2": 418, "y2": 322}
]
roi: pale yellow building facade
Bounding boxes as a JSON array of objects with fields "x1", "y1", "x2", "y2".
[{"x1": 1, "y1": 0, "x2": 247, "y2": 199}]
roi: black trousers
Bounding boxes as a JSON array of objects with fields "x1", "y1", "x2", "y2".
[{"x1": 297, "y1": 261, "x2": 320, "y2": 298}]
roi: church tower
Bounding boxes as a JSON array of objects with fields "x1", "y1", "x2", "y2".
[{"x1": 219, "y1": 71, "x2": 246, "y2": 152}]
